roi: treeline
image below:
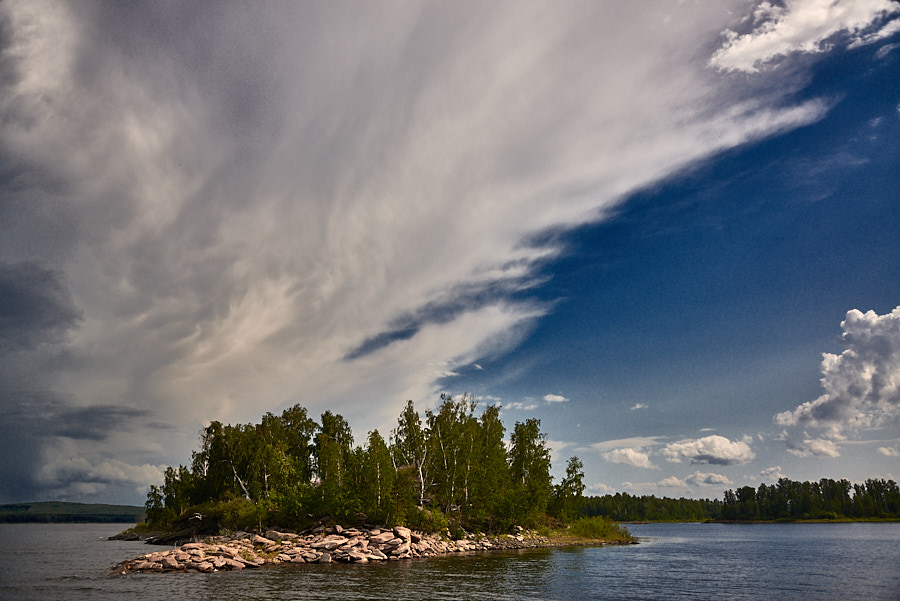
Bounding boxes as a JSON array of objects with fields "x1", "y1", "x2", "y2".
[
  {"x1": 145, "y1": 395, "x2": 585, "y2": 534},
  {"x1": 581, "y1": 493, "x2": 723, "y2": 522},
  {"x1": 721, "y1": 478, "x2": 900, "y2": 521},
  {"x1": 581, "y1": 477, "x2": 900, "y2": 522}
]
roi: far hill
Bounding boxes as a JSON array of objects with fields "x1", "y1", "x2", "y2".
[{"x1": 0, "y1": 501, "x2": 145, "y2": 523}]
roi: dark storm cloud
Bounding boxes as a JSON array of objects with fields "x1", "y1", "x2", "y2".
[
  {"x1": 0, "y1": 261, "x2": 81, "y2": 351},
  {"x1": 2, "y1": 390, "x2": 150, "y2": 442},
  {"x1": 0, "y1": 389, "x2": 154, "y2": 502}
]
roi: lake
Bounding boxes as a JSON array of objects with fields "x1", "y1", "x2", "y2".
[{"x1": 1, "y1": 522, "x2": 898, "y2": 600}]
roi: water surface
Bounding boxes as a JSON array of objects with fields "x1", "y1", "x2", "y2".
[{"x1": 1, "y1": 522, "x2": 897, "y2": 600}]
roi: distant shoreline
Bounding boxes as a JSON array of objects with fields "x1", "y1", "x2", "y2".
[{"x1": 0, "y1": 501, "x2": 145, "y2": 524}]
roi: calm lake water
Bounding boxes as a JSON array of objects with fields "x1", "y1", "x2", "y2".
[{"x1": 0, "y1": 522, "x2": 898, "y2": 600}]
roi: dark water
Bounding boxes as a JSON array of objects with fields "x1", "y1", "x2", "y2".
[{"x1": 1, "y1": 522, "x2": 898, "y2": 600}]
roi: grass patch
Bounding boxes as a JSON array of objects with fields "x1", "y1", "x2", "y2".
[{"x1": 559, "y1": 517, "x2": 633, "y2": 543}]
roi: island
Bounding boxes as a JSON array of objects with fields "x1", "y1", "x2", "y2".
[{"x1": 111, "y1": 395, "x2": 634, "y2": 573}]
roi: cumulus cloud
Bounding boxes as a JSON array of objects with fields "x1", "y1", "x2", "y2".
[
  {"x1": 662, "y1": 435, "x2": 756, "y2": 465},
  {"x1": 710, "y1": 0, "x2": 900, "y2": 73},
  {"x1": 544, "y1": 394, "x2": 569, "y2": 403},
  {"x1": 775, "y1": 307, "x2": 900, "y2": 434},
  {"x1": 588, "y1": 482, "x2": 616, "y2": 494},
  {"x1": 685, "y1": 471, "x2": 734, "y2": 486},
  {"x1": 878, "y1": 446, "x2": 900, "y2": 456},
  {"x1": 503, "y1": 402, "x2": 539, "y2": 412},
  {"x1": 658, "y1": 476, "x2": 688, "y2": 488},
  {"x1": 787, "y1": 437, "x2": 842, "y2": 457},
  {"x1": 631, "y1": 403, "x2": 648, "y2": 411},
  {"x1": 602, "y1": 448, "x2": 657, "y2": 469},
  {"x1": 759, "y1": 465, "x2": 787, "y2": 481}
]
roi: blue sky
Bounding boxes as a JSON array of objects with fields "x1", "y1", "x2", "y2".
[{"x1": 1, "y1": 1, "x2": 898, "y2": 504}]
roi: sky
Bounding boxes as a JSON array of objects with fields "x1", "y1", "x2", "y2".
[{"x1": 1, "y1": 0, "x2": 898, "y2": 506}]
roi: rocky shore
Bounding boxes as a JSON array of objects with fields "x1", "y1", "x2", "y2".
[{"x1": 113, "y1": 525, "x2": 620, "y2": 574}]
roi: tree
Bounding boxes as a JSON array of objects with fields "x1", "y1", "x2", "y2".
[
  {"x1": 426, "y1": 393, "x2": 479, "y2": 513},
  {"x1": 391, "y1": 400, "x2": 430, "y2": 507},
  {"x1": 552, "y1": 456, "x2": 585, "y2": 521},
  {"x1": 359, "y1": 429, "x2": 395, "y2": 523},
  {"x1": 315, "y1": 411, "x2": 354, "y2": 511},
  {"x1": 508, "y1": 418, "x2": 552, "y2": 521}
]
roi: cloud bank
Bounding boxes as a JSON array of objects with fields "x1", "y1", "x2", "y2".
[{"x1": 0, "y1": 1, "x2": 850, "y2": 502}]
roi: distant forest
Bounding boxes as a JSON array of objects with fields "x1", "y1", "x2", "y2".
[
  {"x1": 582, "y1": 478, "x2": 900, "y2": 522},
  {"x1": 145, "y1": 396, "x2": 586, "y2": 534},
  {"x1": 0, "y1": 502, "x2": 145, "y2": 523}
]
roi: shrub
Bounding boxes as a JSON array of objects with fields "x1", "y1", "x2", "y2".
[{"x1": 566, "y1": 516, "x2": 633, "y2": 542}]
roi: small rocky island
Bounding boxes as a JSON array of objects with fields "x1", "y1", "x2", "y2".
[{"x1": 113, "y1": 524, "x2": 626, "y2": 574}]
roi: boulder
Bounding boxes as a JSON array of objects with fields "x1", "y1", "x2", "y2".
[
  {"x1": 252, "y1": 534, "x2": 275, "y2": 546},
  {"x1": 369, "y1": 531, "x2": 395, "y2": 545},
  {"x1": 265, "y1": 530, "x2": 298, "y2": 541},
  {"x1": 196, "y1": 561, "x2": 214, "y2": 573},
  {"x1": 181, "y1": 542, "x2": 205, "y2": 550},
  {"x1": 317, "y1": 552, "x2": 332, "y2": 564},
  {"x1": 312, "y1": 535, "x2": 346, "y2": 550},
  {"x1": 393, "y1": 526, "x2": 412, "y2": 540}
]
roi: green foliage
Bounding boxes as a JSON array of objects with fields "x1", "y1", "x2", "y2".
[
  {"x1": 582, "y1": 492, "x2": 722, "y2": 522},
  {"x1": 723, "y1": 477, "x2": 900, "y2": 521},
  {"x1": 216, "y1": 497, "x2": 261, "y2": 531},
  {"x1": 565, "y1": 516, "x2": 633, "y2": 542},
  {"x1": 551, "y1": 456, "x2": 585, "y2": 521},
  {"x1": 142, "y1": 396, "x2": 567, "y2": 534},
  {"x1": 406, "y1": 506, "x2": 450, "y2": 533},
  {"x1": 583, "y1": 477, "x2": 900, "y2": 523}
]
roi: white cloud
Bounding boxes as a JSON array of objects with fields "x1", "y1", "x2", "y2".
[
  {"x1": 631, "y1": 403, "x2": 648, "y2": 411},
  {"x1": 787, "y1": 438, "x2": 842, "y2": 457},
  {"x1": 590, "y1": 436, "x2": 665, "y2": 452},
  {"x1": 602, "y1": 448, "x2": 657, "y2": 469},
  {"x1": 685, "y1": 471, "x2": 734, "y2": 487},
  {"x1": 775, "y1": 307, "x2": 900, "y2": 434},
  {"x1": 759, "y1": 465, "x2": 786, "y2": 481},
  {"x1": 658, "y1": 476, "x2": 688, "y2": 488},
  {"x1": 877, "y1": 446, "x2": 899, "y2": 457},
  {"x1": 588, "y1": 482, "x2": 616, "y2": 494},
  {"x1": 544, "y1": 394, "x2": 569, "y2": 403},
  {"x1": 710, "y1": 0, "x2": 900, "y2": 72},
  {"x1": 875, "y1": 41, "x2": 900, "y2": 57},
  {"x1": 503, "y1": 402, "x2": 539, "y2": 412},
  {"x1": 662, "y1": 435, "x2": 756, "y2": 465}
]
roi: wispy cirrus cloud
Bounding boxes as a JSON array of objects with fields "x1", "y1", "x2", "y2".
[{"x1": 0, "y1": 0, "x2": 845, "y2": 502}]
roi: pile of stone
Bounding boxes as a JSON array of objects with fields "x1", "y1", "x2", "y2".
[{"x1": 113, "y1": 525, "x2": 555, "y2": 574}]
